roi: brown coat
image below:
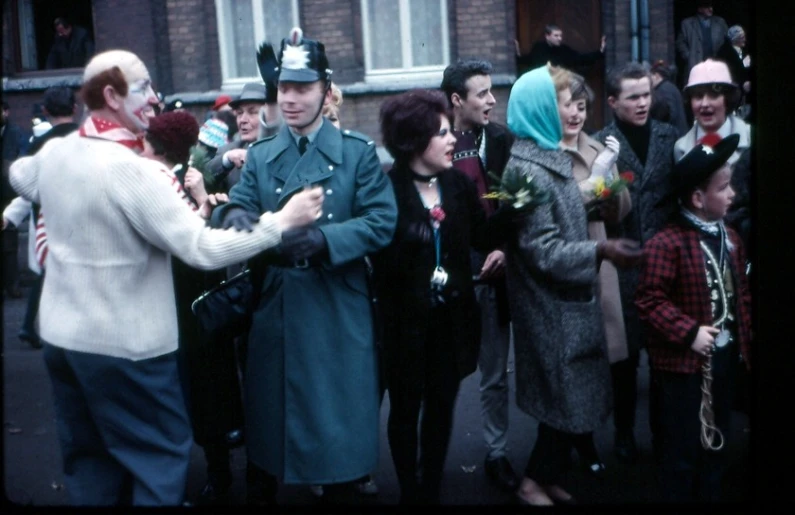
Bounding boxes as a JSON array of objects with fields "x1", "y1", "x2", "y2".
[{"x1": 564, "y1": 132, "x2": 631, "y2": 364}]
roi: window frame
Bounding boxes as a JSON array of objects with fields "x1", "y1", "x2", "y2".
[
  {"x1": 360, "y1": 0, "x2": 450, "y2": 83},
  {"x1": 214, "y1": 0, "x2": 300, "y2": 89},
  {"x1": 5, "y1": 0, "x2": 96, "y2": 76}
]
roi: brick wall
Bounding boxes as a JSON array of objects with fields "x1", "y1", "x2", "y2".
[
  {"x1": 166, "y1": 0, "x2": 222, "y2": 92},
  {"x1": 91, "y1": 1, "x2": 160, "y2": 86},
  {"x1": 452, "y1": 0, "x2": 516, "y2": 75},
  {"x1": 649, "y1": 0, "x2": 676, "y2": 65},
  {"x1": 301, "y1": 0, "x2": 363, "y2": 84}
]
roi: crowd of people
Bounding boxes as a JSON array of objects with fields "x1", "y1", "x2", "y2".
[{"x1": 2, "y1": 4, "x2": 752, "y2": 507}]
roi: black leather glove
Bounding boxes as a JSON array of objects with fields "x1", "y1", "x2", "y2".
[
  {"x1": 222, "y1": 207, "x2": 260, "y2": 232},
  {"x1": 404, "y1": 221, "x2": 433, "y2": 244},
  {"x1": 280, "y1": 227, "x2": 328, "y2": 262}
]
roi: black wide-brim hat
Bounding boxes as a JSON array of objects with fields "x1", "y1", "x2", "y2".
[
  {"x1": 277, "y1": 27, "x2": 331, "y2": 83},
  {"x1": 656, "y1": 133, "x2": 740, "y2": 207},
  {"x1": 228, "y1": 82, "x2": 267, "y2": 109}
]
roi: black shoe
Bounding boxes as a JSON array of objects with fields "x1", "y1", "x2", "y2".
[
  {"x1": 18, "y1": 329, "x2": 42, "y2": 349},
  {"x1": 197, "y1": 480, "x2": 229, "y2": 505},
  {"x1": 614, "y1": 431, "x2": 639, "y2": 464},
  {"x1": 485, "y1": 456, "x2": 519, "y2": 492}
]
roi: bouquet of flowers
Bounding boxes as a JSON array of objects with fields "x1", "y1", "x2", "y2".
[
  {"x1": 482, "y1": 166, "x2": 551, "y2": 211},
  {"x1": 584, "y1": 171, "x2": 635, "y2": 213}
]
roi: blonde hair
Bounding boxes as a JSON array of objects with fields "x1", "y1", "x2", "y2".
[
  {"x1": 323, "y1": 82, "x2": 343, "y2": 120},
  {"x1": 329, "y1": 82, "x2": 343, "y2": 107},
  {"x1": 547, "y1": 63, "x2": 575, "y2": 94}
]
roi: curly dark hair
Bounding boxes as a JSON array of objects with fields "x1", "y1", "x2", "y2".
[
  {"x1": 440, "y1": 58, "x2": 494, "y2": 105},
  {"x1": 145, "y1": 111, "x2": 199, "y2": 166},
  {"x1": 379, "y1": 89, "x2": 452, "y2": 166}
]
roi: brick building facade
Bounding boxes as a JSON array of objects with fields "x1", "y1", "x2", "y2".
[{"x1": 3, "y1": 0, "x2": 749, "y2": 156}]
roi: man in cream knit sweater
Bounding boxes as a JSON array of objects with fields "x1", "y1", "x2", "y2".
[{"x1": 9, "y1": 49, "x2": 323, "y2": 506}]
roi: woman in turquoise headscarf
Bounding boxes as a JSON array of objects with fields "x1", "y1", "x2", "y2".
[{"x1": 504, "y1": 65, "x2": 642, "y2": 506}]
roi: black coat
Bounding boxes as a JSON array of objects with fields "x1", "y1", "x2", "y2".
[
  {"x1": 372, "y1": 165, "x2": 508, "y2": 386},
  {"x1": 45, "y1": 25, "x2": 94, "y2": 69},
  {"x1": 477, "y1": 122, "x2": 515, "y2": 324},
  {"x1": 518, "y1": 41, "x2": 602, "y2": 73},
  {"x1": 650, "y1": 79, "x2": 689, "y2": 138},
  {"x1": 716, "y1": 40, "x2": 749, "y2": 89}
]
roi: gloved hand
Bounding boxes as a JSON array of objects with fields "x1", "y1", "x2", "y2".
[
  {"x1": 591, "y1": 135, "x2": 620, "y2": 180},
  {"x1": 404, "y1": 221, "x2": 433, "y2": 244},
  {"x1": 596, "y1": 238, "x2": 643, "y2": 268},
  {"x1": 222, "y1": 207, "x2": 260, "y2": 232},
  {"x1": 280, "y1": 227, "x2": 328, "y2": 262}
]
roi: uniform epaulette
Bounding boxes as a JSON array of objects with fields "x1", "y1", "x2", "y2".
[
  {"x1": 248, "y1": 133, "x2": 278, "y2": 148},
  {"x1": 341, "y1": 129, "x2": 375, "y2": 146}
]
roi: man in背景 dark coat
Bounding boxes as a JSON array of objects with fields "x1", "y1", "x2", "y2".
[
  {"x1": 207, "y1": 138, "x2": 248, "y2": 191},
  {"x1": 651, "y1": 79, "x2": 690, "y2": 137},
  {"x1": 676, "y1": 14, "x2": 729, "y2": 79},
  {"x1": 211, "y1": 120, "x2": 397, "y2": 484},
  {"x1": 592, "y1": 120, "x2": 679, "y2": 353},
  {"x1": 518, "y1": 40, "x2": 602, "y2": 73},
  {"x1": 45, "y1": 25, "x2": 94, "y2": 69}
]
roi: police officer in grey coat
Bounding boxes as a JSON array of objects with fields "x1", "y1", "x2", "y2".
[{"x1": 211, "y1": 28, "x2": 397, "y2": 505}]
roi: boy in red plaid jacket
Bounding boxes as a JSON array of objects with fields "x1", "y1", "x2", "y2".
[{"x1": 635, "y1": 133, "x2": 751, "y2": 503}]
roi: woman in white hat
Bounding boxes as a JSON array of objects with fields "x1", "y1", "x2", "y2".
[{"x1": 674, "y1": 59, "x2": 750, "y2": 165}]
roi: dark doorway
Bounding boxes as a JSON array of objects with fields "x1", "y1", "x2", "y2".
[
  {"x1": 515, "y1": 0, "x2": 606, "y2": 131},
  {"x1": 32, "y1": 0, "x2": 94, "y2": 70}
]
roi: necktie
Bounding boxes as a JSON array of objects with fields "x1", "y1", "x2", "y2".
[{"x1": 298, "y1": 136, "x2": 309, "y2": 155}]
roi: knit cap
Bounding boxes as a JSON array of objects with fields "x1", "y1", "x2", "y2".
[{"x1": 198, "y1": 118, "x2": 229, "y2": 150}]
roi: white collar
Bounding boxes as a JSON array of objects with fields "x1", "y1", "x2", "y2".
[{"x1": 696, "y1": 117, "x2": 733, "y2": 141}]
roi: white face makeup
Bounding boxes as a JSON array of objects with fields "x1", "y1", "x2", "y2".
[{"x1": 123, "y1": 78, "x2": 157, "y2": 132}]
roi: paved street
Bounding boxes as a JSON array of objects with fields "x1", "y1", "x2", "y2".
[{"x1": 2, "y1": 238, "x2": 751, "y2": 508}]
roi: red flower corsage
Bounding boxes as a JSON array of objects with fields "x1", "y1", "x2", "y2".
[
  {"x1": 429, "y1": 205, "x2": 446, "y2": 223},
  {"x1": 698, "y1": 133, "x2": 723, "y2": 148}
]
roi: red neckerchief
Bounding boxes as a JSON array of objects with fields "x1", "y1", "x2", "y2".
[{"x1": 79, "y1": 116, "x2": 144, "y2": 152}]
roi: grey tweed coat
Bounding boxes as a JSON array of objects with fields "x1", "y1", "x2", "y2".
[
  {"x1": 592, "y1": 120, "x2": 678, "y2": 355},
  {"x1": 504, "y1": 138, "x2": 612, "y2": 434}
]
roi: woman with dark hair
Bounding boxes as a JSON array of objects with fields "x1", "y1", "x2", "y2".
[{"x1": 373, "y1": 89, "x2": 512, "y2": 504}]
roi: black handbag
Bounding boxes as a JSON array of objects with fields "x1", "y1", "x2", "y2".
[{"x1": 191, "y1": 268, "x2": 255, "y2": 340}]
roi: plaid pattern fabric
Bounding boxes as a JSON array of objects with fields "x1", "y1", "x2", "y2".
[{"x1": 635, "y1": 223, "x2": 751, "y2": 373}]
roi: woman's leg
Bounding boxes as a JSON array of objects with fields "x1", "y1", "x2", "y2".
[
  {"x1": 417, "y1": 332, "x2": 461, "y2": 504},
  {"x1": 387, "y1": 371, "x2": 423, "y2": 503},
  {"x1": 518, "y1": 422, "x2": 576, "y2": 504}
]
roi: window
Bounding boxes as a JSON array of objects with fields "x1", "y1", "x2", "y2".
[
  {"x1": 7, "y1": 0, "x2": 95, "y2": 72},
  {"x1": 215, "y1": 0, "x2": 299, "y2": 87},
  {"x1": 361, "y1": 0, "x2": 450, "y2": 82}
]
